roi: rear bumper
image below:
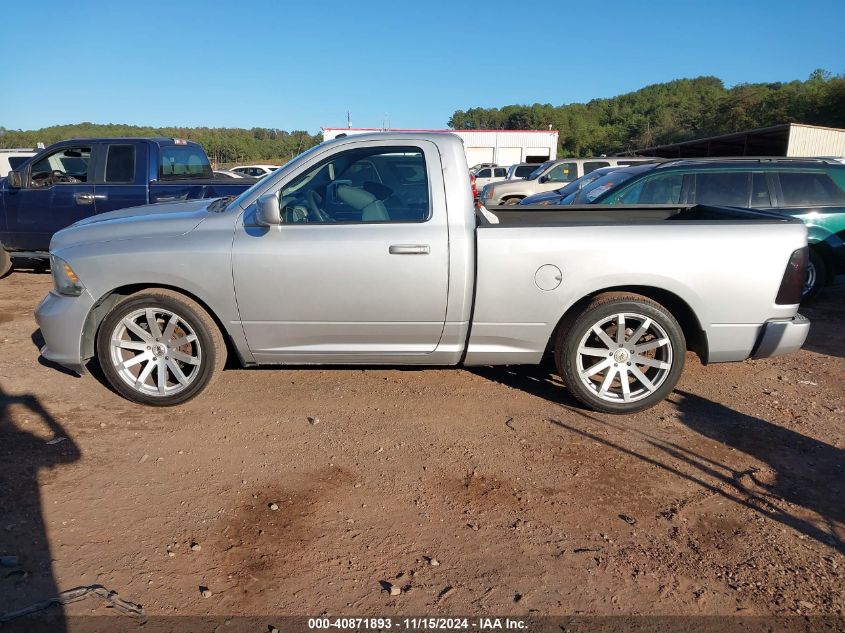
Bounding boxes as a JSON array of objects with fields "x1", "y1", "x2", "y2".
[
  {"x1": 34, "y1": 290, "x2": 95, "y2": 374},
  {"x1": 752, "y1": 314, "x2": 811, "y2": 359}
]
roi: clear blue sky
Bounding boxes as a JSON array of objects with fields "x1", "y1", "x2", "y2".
[{"x1": 1, "y1": 0, "x2": 842, "y2": 133}]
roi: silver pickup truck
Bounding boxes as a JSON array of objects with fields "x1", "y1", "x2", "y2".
[{"x1": 35, "y1": 133, "x2": 810, "y2": 413}]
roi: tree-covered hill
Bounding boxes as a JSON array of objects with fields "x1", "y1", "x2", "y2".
[
  {"x1": 449, "y1": 70, "x2": 845, "y2": 156},
  {"x1": 0, "y1": 123, "x2": 322, "y2": 166},
  {"x1": 3, "y1": 71, "x2": 844, "y2": 161}
]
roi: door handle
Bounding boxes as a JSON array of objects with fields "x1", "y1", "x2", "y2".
[
  {"x1": 389, "y1": 244, "x2": 430, "y2": 255},
  {"x1": 74, "y1": 193, "x2": 95, "y2": 205}
]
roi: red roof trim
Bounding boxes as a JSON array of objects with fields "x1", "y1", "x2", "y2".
[{"x1": 322, "y1": 127, "x2": 559, "y2": 134}]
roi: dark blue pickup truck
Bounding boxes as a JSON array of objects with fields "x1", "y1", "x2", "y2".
[{"x1": 0, "y1": 137, "x2": 257, "y2": 275}]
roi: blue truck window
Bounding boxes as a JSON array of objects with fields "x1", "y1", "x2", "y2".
[
  {"x1": 159, "y1": 145, "x2": 213, "y2": 180},
  {"x1": 105, "y1": 145, "x2": 136, "y2": 183}
]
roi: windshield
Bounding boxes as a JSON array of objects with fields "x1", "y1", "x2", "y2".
[
  {"x1": 555, "y1": 168, "x2": 616, "y2": 197},
  {"x1": 574, "y1": 164, "x2": 658, "y2": 204},
  {"x1": 226, "y1": 143, "x2": 325, "y2": 211},
  {"x1": 527, "y1": 160, "x2": 554, "y2": 180}
]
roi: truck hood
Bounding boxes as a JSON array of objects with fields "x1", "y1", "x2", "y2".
[
  {"x1": 521, "y1": 189, "x2": 565, "y2": 205},
  {"x1": 51, "y1": 198, "x2": 214, "y2": 252},
  {"x1": 486, "y1": 179, "x2": 531, "y2": 195}
]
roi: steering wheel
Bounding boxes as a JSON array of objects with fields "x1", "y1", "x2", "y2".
[
  {"x1": 306, "y1": 190, "x2": 331, "y2": 222},
  {"x1": 31, "y1": 172, "x2": 52, "y2": 187},
  {"x1": 51, "y1": 170, "x2": 81, "y2": 184}
]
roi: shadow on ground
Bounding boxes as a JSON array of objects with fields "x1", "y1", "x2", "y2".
[
  {"x1": 0, "y1": 384, "x2": 80, "y2": 630},
  {"x1": 547, "y1": 390, "x2": 844, "y2": 554},
  {"x1": 800, "y1": 283, "x2": 845, "y2": 359}
]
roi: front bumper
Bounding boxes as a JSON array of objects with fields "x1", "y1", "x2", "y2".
[
  {"x1": 34, "y1": 290, "x2": 95, "y2": 374},
  {"x1": 752, "y1": 314, "x2": 811, "y2": 359}
]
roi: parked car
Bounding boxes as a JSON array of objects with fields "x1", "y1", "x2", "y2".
[
  {"x1": 507, "y1": 163, "x2": 540, "y2": 180},
  {"x1": 0, "y1": 138, "x2": 257, "y2": 276},
  {"x1": 474, "y1": 165, "x2": 508, "y2": 190},
  {"x1": 213, "y1": 169, "x2": 252, "y2": 179},
  {"x1": 520, "y1": 166, "x2": 623, "y2": 206},
  {"x1": 469, "y1": 162, "x2": 497, "y2": 174},
  {"x1": 231, "y1": 165, "x2": 280, "y2": 178},
  {"x1": 590, "y1": 157, "x2": 845, "y2": 300},
  {"x1": 561, "y1": 164, "x2": 661, "y2": 205},
  {"x1": 36, "y1": 133, "x2": 809, "y2": 414},
  {"x1": 0, "y1": 149, "x2": 36, "y2": 177},
  {"x1": 479, "y1": 157, "x2": 658, "y2": 205}
]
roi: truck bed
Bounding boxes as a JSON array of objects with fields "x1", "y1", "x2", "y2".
[{"x1": 466, "y1": 203, "x2": 808, "y2": 367}]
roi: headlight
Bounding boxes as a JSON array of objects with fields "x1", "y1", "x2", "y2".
[{"x1": 50, "y1": 255, "x2": 85, "y2": 296}]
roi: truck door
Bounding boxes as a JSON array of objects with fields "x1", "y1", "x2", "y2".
[
  {"x1": 1, "y1": 145, "x2": 94, "y2": 251},
  {"x1": 232, "y1": 140, "x2": 449, "y2": 361},
  {"x1": 93, "y1": 142, "x2": 148, "y2": 214}
]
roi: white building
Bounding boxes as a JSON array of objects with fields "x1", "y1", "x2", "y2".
[{"x1": 321, "y1": 127, "x2": 559, "y2": 167}]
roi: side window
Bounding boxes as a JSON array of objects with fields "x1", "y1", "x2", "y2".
[
  {"x1": 694, "y1": 172, "x2": 751, "y2": 207},
  {"x1": 278, "y1": 145, "x2": 430, "y2": 224},
  {"x1": 493, "y1": 168, "x2": 507, "y2": 177},
  {"x1": 546, "y1": 162, "x2": 577, "y2": 182},
  {"x1": 584, "y1": 161, "x2": 610, "y2": 174},
  {"x1": 778, "y1": 171, "x2": 845, "y2": 206},
  {"x1": 105, "y1": 144, "x2": 136, "y2": 183},
  {"x1": 616, "y1": 172, "x2": 684, "y2": 204},
  {"x1": 29, "y1": 147, "x2": 92, "y2": 187},
  {"x1": 750, "y1": 173, "x2": 772, "y2": 208},
  {"x1": 477, "y1": 168, "x2": 492, "y2": 178},
  {"x1": 159, "y1": 145, "x2": 213, "y2": 180}
]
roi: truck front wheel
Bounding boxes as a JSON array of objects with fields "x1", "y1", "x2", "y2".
[
  {"x1": 556, "y1": 294, "x2": 686, "y2": 414},
  {"x1": 96, "y1": 290, "x2": 226, "y2": 406}
]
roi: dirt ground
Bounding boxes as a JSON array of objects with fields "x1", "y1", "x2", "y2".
[{"x1": 0, "y1": 271, "x2": 843, "y2": 623}]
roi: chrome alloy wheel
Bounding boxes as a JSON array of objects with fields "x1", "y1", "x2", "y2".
[
  {"x1": 108, "y1": 307, "x2": 202, "y2": 397},
  {"x1": 576, "y1": 312, "x2": 673, "y2": 404}
]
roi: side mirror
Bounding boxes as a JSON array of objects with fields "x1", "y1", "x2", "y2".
[
  {"x1": 7, "y1": 170, "x2": 23, "y2": 189},
  {"x1": 255, "y1": 193, "x2": 281, "y2": 226},
  {"x1": 538, "y1": 175, "x2": 549, "y2": 184}
]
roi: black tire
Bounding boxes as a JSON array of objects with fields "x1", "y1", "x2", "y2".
[
  {"x1": 555, "y1": 293, "x2": 686, "y2": 414},
  {"x1": 96, "y1": 290, "x2": 226, "y2": 406},
  {"x1": 0, "y1": 248, "x2": 12, "y2": 278},
  {"x1": 801, "y1": 248, "x2": 827, "y2": 302}
]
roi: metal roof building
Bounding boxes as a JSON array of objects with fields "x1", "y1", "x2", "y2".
[
  {"x1": 617, "y1": 123, "x2": 845, "y2": 158},
  {"x1": 321, "y1": 127, "x2": 559, "y2": 167}
]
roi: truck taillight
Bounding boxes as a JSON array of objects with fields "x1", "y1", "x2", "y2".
[{"x1": 775, "y1": 247, "x2": 808, "y2": 305}]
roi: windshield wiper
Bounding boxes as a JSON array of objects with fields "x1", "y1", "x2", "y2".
[{"x1": 207, "y1": 196, "x2": 235, "y2": 213}]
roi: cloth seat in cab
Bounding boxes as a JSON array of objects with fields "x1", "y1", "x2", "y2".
[{"x1": 336, "y1": 185, "x2": 390, "y2": 221}]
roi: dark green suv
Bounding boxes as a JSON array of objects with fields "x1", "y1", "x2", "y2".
[{"x1": 593, "y1": 158, "x2": 845, "y2": 300}]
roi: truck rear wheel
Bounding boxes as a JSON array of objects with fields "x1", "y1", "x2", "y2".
[
  {"x1": 556, "y1": 293, "x2": 686, "y2": 414},
  {"x1": 0, "y1": 248, "x2": 11, "y2": 278},
  {"x1": 96, "y1": 290, "x2": 226, "y2": 406}
]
